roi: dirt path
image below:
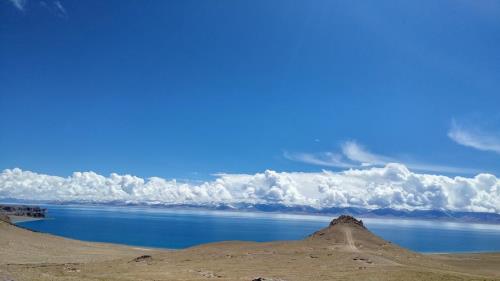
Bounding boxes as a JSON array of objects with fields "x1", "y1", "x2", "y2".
[{"x1": 344, "y1": 228, "x2": 358, "y2": 252}]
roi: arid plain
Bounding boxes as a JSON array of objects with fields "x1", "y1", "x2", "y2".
[{"x1": 1, "y1": 215, "x2": 499, "y2": 281}]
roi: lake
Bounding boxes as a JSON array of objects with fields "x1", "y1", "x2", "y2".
[{"x1": 16, "y1": 204, "x2": 500, "y2": 253}]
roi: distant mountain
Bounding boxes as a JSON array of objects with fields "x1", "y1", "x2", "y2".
[
  {"x1": 2, "y1": 199, "x2": 500, "y2": 224},
  {"x1": 230, "y1": 204, "x2": 500, "y2": 224},
  {"x1": 150, "y1": 203, "x2": 500, "y2": 224}
]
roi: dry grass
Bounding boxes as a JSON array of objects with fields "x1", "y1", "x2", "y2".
[{"x1": 1, "y1": 218, "x2": 499, "y2": 281}]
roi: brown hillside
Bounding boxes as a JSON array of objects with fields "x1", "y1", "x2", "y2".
[{"x1": 1, "y1": 215, "x2": 500, "y2": 281}]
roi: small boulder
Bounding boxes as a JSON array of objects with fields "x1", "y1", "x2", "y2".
[{"x1": 130, "y1": 255, "x2": 153, "y2": 263}]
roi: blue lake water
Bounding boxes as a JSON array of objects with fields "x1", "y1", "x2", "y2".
[{"x1": 16, "y1": 205, "x2": 500, "y2": 253}]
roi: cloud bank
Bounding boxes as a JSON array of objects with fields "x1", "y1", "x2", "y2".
[
  {"x1": 1, "y1": 165, "x2": 499, "y2": 213},
  {"x1": 285, "y1": 141, "x2": 477, "y2": 174},
  {"x1": 448, "y1": 120, "x2": 500, "y2": 154}
]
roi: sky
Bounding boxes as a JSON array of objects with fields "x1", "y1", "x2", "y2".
[{"x1": 1, "y1": 0, "x2": 500, "y2": 212}]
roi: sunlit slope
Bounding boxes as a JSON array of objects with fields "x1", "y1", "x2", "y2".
[{"x1": 1, "y1": 215, "x2": 500, "y2": 281}]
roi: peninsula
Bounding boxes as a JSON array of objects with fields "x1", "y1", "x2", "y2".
[{"x1": 0, "y1": 204, "x2": 46, "y2": 223}]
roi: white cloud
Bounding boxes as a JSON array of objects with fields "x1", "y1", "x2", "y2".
[
  {"x1": 341, "y1": 140, "x2": 392, "y2": 166},
  {"x1": 448, "y1": 120, "x2": 500, "y2": 154},
  {"x1": 7, "y1": 0, "x2": 67, "y2": 17},
  {"x1": 285, "y1": 140, "x2": 477, "y2": 174},
  {"x1": 53, "y1": 1, "x2": 66, "y2": 16},
  {"x1": 283, "y1": 151, "x2": 353, "y2": 168},
  {"x1": 1, "y1": 165, "x2": 499, "y2": 213},
  {"x1": 7, "y1": 0, "x2": 26, "y2": 10}
]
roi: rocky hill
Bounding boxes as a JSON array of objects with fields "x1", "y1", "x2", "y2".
[
  {"x1": 0, "y1": 213, "x2": 10, "y2": 223},
  {"x1": 0, "y1": 204, "x2": 46, "y2": 219},
  {"x1": 307, "y1": 215, "x2": 401, "y2": 252}
]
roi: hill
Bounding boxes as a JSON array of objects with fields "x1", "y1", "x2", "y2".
[{"x1": 1, "y1": 215, "x2": 500, "y2": 280}]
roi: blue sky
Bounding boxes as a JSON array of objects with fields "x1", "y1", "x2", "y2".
[{"x1": 1, "y1": 0, "x2": 500, "y2": 181}]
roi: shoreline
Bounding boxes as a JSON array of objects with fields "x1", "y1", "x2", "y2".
[
  {"x1": 12, "y1": 219, "x2": 500, "y2": 255},
  {"x1": 5, "y1": 204, "x2": 500, "y2": 255},
  {"x1": 2, "y1": 215, "x2": 500, "y2": 280},
  {"x1": 2, "y1": 201, "x2": 500, "y2": 225},
  {"x1": 8, "y1": 215, "x2": 44, "y2": 224}
]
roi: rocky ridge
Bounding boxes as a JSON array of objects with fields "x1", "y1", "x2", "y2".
[
  {"x1": 0, "y1": 204, "x2": 46, "y2": 219},
  {"x1": 329, "y1": 214, "x2": 366, "y2": 228}
]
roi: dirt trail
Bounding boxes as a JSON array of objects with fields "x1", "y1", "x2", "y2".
[{"x1": 344, "y1": 228, "x2": 358, "y2": 252}]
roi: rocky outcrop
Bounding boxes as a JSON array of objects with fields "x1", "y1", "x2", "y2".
[
  {"x1": 0, "y1": 213, "x2": 10, "y2": 223},
  {"x1": 0, "y1": 204, "x2": 46, "y2": 218},
  {"x1": 329, "y1": 215, "x2": 365, "y2": 229},
  {"x1": 252, "y1": 277, "x2": 285, "y2": 281},
  {"x1": 130, "y1": 255, "x2": 153, "y2": 263}
]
